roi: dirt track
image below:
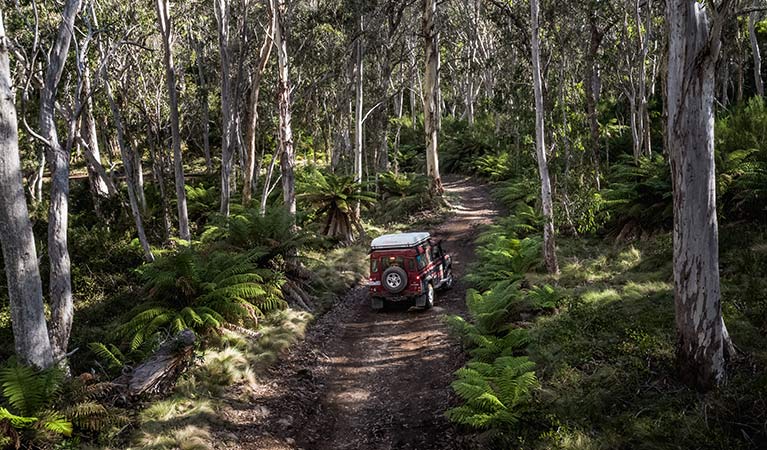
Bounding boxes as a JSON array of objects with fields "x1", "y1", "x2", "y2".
[{"x1": 215, "y1": 176, "x2": 498, "y2": 450}]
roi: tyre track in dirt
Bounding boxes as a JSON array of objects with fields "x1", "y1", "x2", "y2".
[{"x1": 215, "y1": 176, "x2": 498, "y2": 450}]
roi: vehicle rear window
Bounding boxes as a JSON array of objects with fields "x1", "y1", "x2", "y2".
[
  {"x1": 371, "y1": 258, "x2": 379, "y2": 273},
  {"x1": 382, "y1": 256, "x2": 405, "y2": 270}
]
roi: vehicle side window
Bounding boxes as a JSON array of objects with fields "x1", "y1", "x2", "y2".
[
  {"x1": 371, "y1": 258, "x2": 379, "y2": 273},
  {"x1": 417, "y1": 248, "x2": 431, "y2": 269}
]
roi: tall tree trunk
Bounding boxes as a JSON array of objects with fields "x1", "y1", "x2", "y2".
[
  {"x1": 134, "y1": 143, "x2": 146, "y2": 211},
  {"x1": 148, "y1": 125, "x2": 172, "y2": 241},
  {"x1": 271, "y1": 0, "x2": 296, "y2": 216},
  {"x1": 636, "y1": 0, "x2": 651, "y2": 156},
  {"x1": 393, "y1": 84, "x2": 404, "y2": 174},
  {"x1": 531, "y1": 0, "x2": 559, "y2": 275},
  {"x1": 244, "y1": 21, "x2": 273, "y2": 206},
  {"x1": 193, "y1": 39, "x2": 213, "y2": 173},
  {"x1": 102, "y1": 79, "x2": 154, "y2": 262},
  {"x1": 423, "y1": 0, "x2": 443, "y2": 194},
  {"x1": 40, "y1": 0, "x2": 82, "y2": 360},
  {"x1": 0, "y1": 16, "x2": 55, "y2": 369},
  {"x1": 585, "y1": 15, "x2": 603, "y2": 189},
  {"x1": 666, "y1": 0, "x2": 734, "y2": 391},
  {"x1": 215, "y1": 0, "x2": 235, "y2": 217},
  {"x1": 80, "y1": 64, "x2": 112, "y2": 204},
  {"x1": 737, "y1": 27, "x2": 745, "y2": 103},
  {"x1": 354, "y1": 16, "x2": 364, "y2": 217},
  {"x1": 750, "y1": 10, "x2": 764, "y2": 97},
  {"x1": 92, "y1": 3, "x2": 153, "y2": 261},
  {"x1": 156, "y1": 0, "x2": 191, "y2": 241}
]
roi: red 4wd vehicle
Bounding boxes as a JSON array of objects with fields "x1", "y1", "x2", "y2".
[{"x1": 367, "y1": 232, "x2": 454, "y2": 310}]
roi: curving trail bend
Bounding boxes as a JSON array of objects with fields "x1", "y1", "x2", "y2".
[{"x1": 215, "y1": 176, "x2": 498, "y2": 450}]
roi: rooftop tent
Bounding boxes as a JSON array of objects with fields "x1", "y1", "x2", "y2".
[{"x1": 370, "y1": 232, "x2": 430, "y2": 250}]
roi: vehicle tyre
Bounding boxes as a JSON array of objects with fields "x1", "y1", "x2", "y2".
[
  {"x1": 382, "y1": 266, "x2": 408, "y2": 294},
  {"x1": 424, "y1": 283, "x2": 435, "y2": 308}
]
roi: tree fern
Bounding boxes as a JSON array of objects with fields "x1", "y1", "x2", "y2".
[
  {"x1": 374, "y1": 171, "x2": 435, "y2": 223},
  {"x1": 122, "y1": 247, "x2": 287, "y2": 351}
]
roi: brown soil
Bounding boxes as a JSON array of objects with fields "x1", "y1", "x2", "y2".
[{"x1": 214, "y1": 176, "x2": 498, "y2": 450}]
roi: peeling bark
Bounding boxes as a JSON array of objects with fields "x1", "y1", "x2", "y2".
[{"x1": 667, "y1": 0, "x2": 734, "y2": 390}]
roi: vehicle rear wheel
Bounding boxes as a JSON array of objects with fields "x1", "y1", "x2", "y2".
[
  {"x1": 382, "y1": 266, "x2": 408, "y2": 294},
  {"x1": 424, "y1": 283, "x2": 435, "y2": 309}
]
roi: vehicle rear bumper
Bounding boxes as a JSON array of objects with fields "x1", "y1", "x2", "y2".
[{"x1": 370, "y1": 293, "x2": 416, "y2": 302}]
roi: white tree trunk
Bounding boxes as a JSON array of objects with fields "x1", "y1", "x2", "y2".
[
  {"x1": 271, "y1": 0, "x2": 296, "y2": 216},
  {"x1": 0, "y1": 16, "x2": 54, "y2": 369},
  {"x1": 530, "y1": 0, "x2": 559, "y2": 275},
  {"x1": 354, "y1": 19, "x2": 364, "y2": 187},
  {"x1": 636, "y1": 0, "x2": 652, "y2": 156},
  {"x1": 215, "y1": 0, "x2": 235, "y2": 217},
  {"x1": 80, "y1": 65, "x2": 111, "y2": 201},
  {"x1": 92, "y1": 4, "x2": 153, "y2": 261},
  {"x1": 193, "y1": 39, "x2": 213, "y2": 173},
  {"x1": 156, "y1": 0, "x2": 191, "y2": 241},
  {"x1": 422, "y1": 0, "x2": 443, "y2": 194},
  {"x1": 244, "y1": 21, "x2": 273, "y2": 206},
  {"x1": 134, "y1": 144, "x2": 146, "y2": 211},
  {"x1": 750, "y1": 10, "x2": 764, "y2": 97},
  {"x1": 666, "y1": 0, "x2": 734, "y2": 390},
  {"x1": 40, "y1": 0, "x2": 82, "y2": 360}
]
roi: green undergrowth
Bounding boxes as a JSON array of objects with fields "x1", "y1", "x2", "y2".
[
  {"x1": 448, "y1": 187, "x2": 767, "y2": 449},
  {"x1": 122, "y1": 309, "x2": 312, "y2": 450}
]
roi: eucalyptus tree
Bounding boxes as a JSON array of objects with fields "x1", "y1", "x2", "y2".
[
  {"x1": 38, "y1": 0, "x2": 82, "y2": 361},
  {"x1": 270, "y1": 0, "x2": 296, "y2": 216},
  {"x1": 0, "y1": 13, "x2": 55, "y2": 369},
  {"x1": 749, "y1": 4, "x2": 764, "y2": 96},
  {"x1": 423, "y1": 0, "x2": 443, "y2": 194},
  {"x1": 215, "y1": 0, "x2": 235, "y2": 217},
  {"x1": 618, "y1": 0, "x2": 655, "y2": 160},
  {"x1": 530, "y1": 0, "x2": 558, "y2": 274},
  {"x1": 666, "y1": 0, "x2": 736, "y2": 390},
  {"x1": 93, "y1": 2, "x2": 154, "y2": 262},
  {"x1": 243, "y1": 10, "x2": 273, "y2": 206},
  {"x1": 156, "y1": 0, "x2": 191, "y2": 241}
]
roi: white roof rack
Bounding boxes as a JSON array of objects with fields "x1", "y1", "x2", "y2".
[{"x1": 370, "y1": 232, "x2": 430, "y2": 250}]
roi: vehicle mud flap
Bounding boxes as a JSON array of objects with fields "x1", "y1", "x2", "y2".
[
  {"x1": 371, "y1": 297, "x2": 384, "y2": 310},
  {"x1": 415, "y1": 294, "x2": 427, "y2": 308}
]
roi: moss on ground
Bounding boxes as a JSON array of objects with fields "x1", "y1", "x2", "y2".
[{"x1": 523, "y1": 233, "x2": 767, "y2": 450}]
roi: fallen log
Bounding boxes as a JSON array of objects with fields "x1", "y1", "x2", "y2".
[{"x1": 114, "y1": 329, "x2": 196, "y2": 399}]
